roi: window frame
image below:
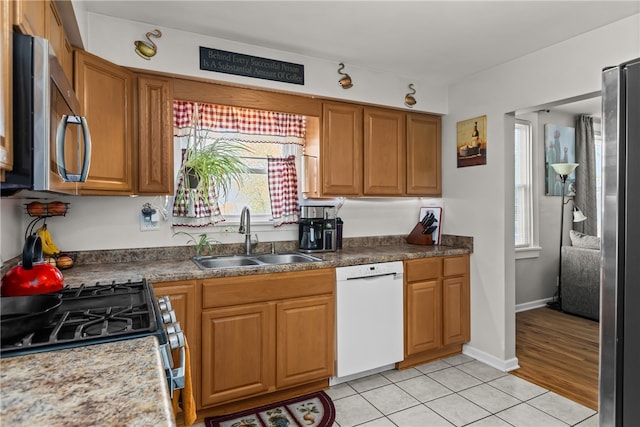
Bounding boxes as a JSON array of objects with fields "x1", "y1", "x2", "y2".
[
  {"x1": 221, "y1": 146, "x2": 304, "y2": 226},
  {"x1": 515, "y1": 118, "x2": 541, "y2": 259}
]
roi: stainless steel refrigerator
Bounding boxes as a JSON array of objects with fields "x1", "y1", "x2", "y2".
[{"x1": 600, "y1": 57, "x2": 640, "y2": 426}]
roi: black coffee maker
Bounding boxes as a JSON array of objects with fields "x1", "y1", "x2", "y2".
[{"x1": 299, "y1": 205, "x2": 337, "y2": 252}]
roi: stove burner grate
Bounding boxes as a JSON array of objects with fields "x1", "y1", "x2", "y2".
[{"x1": 0, "y1": 280, "x2": 162, "y2": 357}]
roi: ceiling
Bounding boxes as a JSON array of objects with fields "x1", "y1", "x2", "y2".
[
  {"x1": 551, "y1": 97, "x2": 602, "y2": 116},
  {"x1": 80, "y1": 1, "x2": 638, "y2": 114}
]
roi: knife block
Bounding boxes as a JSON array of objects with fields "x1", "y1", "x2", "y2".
[{"x1": 406, "y1": 222, "x2": 434, "y2": 246}]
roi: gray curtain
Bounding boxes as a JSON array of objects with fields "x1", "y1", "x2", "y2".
[{"x1": 574, "y1": 115, "x2": 597, "y2": 235}]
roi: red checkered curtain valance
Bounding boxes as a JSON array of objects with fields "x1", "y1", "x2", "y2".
[
  {"x1": 267, "y1": 156, "x2": 300, "y2": 227},
  {"x1": 173, "y1": 100, "x2": 306, "y2": 144}
]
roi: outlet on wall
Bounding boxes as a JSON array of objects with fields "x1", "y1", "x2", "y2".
[{"x1": 139, "y1": 211, "x2": 160, "y2": 231}]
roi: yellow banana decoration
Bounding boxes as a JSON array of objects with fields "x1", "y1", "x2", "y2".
[
  {"x1": 45, "y1": 229, "x2": 61, "y2": 255},
  {"x1": 37, "y1": 225, "x2": 60, "y2": 256},
  {"x1": 36, "y1": 228, "x2": 55, "y2": 256}
]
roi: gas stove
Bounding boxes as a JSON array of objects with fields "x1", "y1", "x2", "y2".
[{"x1": 0, "y1": 280, "x2": 185, "y2": 395}]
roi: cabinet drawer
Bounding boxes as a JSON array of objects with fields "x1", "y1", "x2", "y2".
[
  {"x1": 443, "y1": 255, "x2": 468, "y2": 277},
  {"x1": 405, "y1": 258, "x2": 442, "y2": 282},
  {"x1": 202, "y1": 268, "x2": 335, "y2": 308}
]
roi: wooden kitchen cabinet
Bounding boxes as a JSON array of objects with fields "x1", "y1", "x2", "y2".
[
  {"x1": 137, "y1": 74, "x2": 174, "y2": 195},
  {"x1": 60, "y1": 36, "x2": 73, "y2": 84},
  {"x1": 442, "y1": 255, "x2": 471, "y2": 346},
  {"x1": 311, "y1": 102, "x2": 441, "y2": 198},
  {"x1": 13, "y1": 0, "x2": 45, "y2": 37},
  {"x1": 405, "y1": 257, "x2": 442, "y2": 355},
  {"x1": 400, "y1": 254, "x2": 470, "y2": 369},
  {"x1": 1, "y1": 0, "x2": 13, "y2": 181},
  {"x1": 152, "y1": 280, "x2": 200, "y2": 409},
  {"x1": 321, "y1": 102, "x2": 362, "y2": 196},
  {"x1": 75, "y1": 49, "x2": 135, "y2": 194},
  {"x1": 200, "y1": 269, "x2": 334, "y2": 413},
  {"x1": 152, "y1": 280, "x2": 199, "y2": 352},
  {"x1": 201, "y1": 303, "x2": 274, "y2": 406},
  {"x1": 276, "y1": 295, "x2": 334, "y2": 388},
  {"x1": 14, "y1": 0, "x2": 72, "y2": 89},
  {"x1": 406, "y1": 113, "x2": 441, "y2": 195},
  {"x1": 364, "y1": 107, "x2": 405, "y2": 195},
  {"x1": 45, "y1": 1, "x2": 62, "y2": 59},
  {"x1": 46, "y1": 1, "x2": 72, "y2": 84}
]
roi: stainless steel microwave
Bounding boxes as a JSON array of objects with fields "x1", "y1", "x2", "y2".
[{"x1": 1, "y1": 33, "x2": 91, "y2": 196}]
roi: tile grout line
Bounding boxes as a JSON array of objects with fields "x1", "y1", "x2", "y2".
[{"x1": 331, "y1": 363, "x2": 596, "y2": 427}]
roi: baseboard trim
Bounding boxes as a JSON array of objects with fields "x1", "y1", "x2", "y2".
[
  {"x1": 516, "y1": 297, "x2": 553, "y2": 313},
  {"x1": 463, "y1": 344, "x2": 520, "y2": 372}
]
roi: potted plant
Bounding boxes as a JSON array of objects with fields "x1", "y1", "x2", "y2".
[
  {"x1": 175, "y1": 129, "x2": 248, "y2": 210},
  {"x1": 172, "y1": 231, "x2": 220, "y2": 257}
]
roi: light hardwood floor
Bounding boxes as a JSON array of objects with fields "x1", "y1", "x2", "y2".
[{"x1": 511, "y1": 307, "x2": 599, "y2": 410}]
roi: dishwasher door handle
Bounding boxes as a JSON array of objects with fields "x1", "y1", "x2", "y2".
[{"x1": 345, "y1": 272, "x2": 403, "y2": 281}]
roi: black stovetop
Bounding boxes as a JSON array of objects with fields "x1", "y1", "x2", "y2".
[{"x1": 0, "y1": 280, "x2": 163, "y2": 358}]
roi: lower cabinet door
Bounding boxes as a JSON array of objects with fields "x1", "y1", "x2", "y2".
[
  {"x1": 276, "y1": 295, "x2": 334, "y2": 388},
  {"x1": 442, "y1": 275, "x2": 470, "y2": 346},
  {"x1": 201, "y1": 303, "x2": 275, "y2": 406},
  {"x1": 406, "y1": 279, "x2": 442, "y2": 355}
]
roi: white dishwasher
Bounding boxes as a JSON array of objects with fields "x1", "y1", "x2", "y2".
[{"x1": 334, "y1": 261, "x2": 404, "y2": 381}]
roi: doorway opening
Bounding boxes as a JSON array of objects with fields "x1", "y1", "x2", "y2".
[{"x1": 512, "y1": 93, "x2": 601, "y2": 411}]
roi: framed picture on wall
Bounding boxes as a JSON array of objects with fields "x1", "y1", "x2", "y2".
[
  {"x1": 544, "y1": 124, "x2": 576, "y2": 195},
  {"x1": 419, "y1": 207, "x2": 442, "y2": 245},
  {"x1": 457, "y1": 115, "x2": 487, "y2": 168}
]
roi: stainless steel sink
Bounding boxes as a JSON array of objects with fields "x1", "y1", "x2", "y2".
[
  {"x1": 193, "y1": 256, "x2": 261, "y2": 270},
  {"x1": 192, "y1": 252, "x2": 322, "y2": 270},
  {"x1": 253, "y1": 253, "x2": 322, "y2": 264}
]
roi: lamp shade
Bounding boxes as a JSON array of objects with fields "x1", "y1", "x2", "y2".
[
  {"x1": 551, "y1": 163, "x2": 578, "y2": 176},
  {"x1": 573, "y1": 206, "x2": 587, "y2": 222}
]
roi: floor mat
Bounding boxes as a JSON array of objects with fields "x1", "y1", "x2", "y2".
[{"x1": 205, "y1": 391, "x2": 335, "y2": 427}]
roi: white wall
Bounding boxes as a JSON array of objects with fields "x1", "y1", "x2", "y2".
[
  {"x1": 86, "y1": 13, "x2": 449, "y2": 115},
  {"x1": 1, "y1": 195, "x2": 441, "y2": 255},
  {"x1": 444, "y1": 14, "x2": 639, "y2": 367}
]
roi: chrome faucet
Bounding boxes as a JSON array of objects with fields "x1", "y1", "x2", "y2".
[{"x1": 239, "y1": 206, "x2": 257, "y2": 255}]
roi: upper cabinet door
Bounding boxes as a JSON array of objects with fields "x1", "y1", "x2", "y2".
[
  {"x1": 46, "y1": 1, "x2": 72, "y2": 84},
  {"x1": 321, "y1": 102, "x2": 363, "y2": 196},
  {"x1": 1, "y1": 0, "x2": 13, "y2": 180},
  {"x1": 137, "y1": 74, "x2": 174, "y2": 195},
  {"x1": 13, "y1": 0, "x2": 45, "y2": 37},
  {"x1": 406, "y1": 113, "x2": 441, "y2": 196},
  {"x1": 364, "y1": 107, "x2": 405, "y2": 195},
  {"x1": 75, "y1": 50, "x2": 135, "y2": 194},
  {"x1": 45, "y1": 1, "x2": 63, "y2": 60}
]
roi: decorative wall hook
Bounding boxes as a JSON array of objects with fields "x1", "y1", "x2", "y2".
[
  {"x1": 404, "y1": 84, "x2": 417, "y2": 107},
  {"x1": 134, "y1": 29, "x2": 162, "y2": 60},
  {"x1": 337, "y1": 63, "x2": 353, "y2": 89}
]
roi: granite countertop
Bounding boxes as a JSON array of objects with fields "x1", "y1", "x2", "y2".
[
  {"x1": 0, "y1": 336, "x2": 176, "y2": 427},
  {"x1": 0, "y1": 235, "x2": 471, "y2": 427},
  {"x1": 60, "y1": 237, "x2": 472, "y2": 286}
]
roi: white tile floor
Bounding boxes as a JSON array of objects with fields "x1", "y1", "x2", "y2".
[
  {"x1": 326, "y1": 354, "x2": 598, "y2": 427},
  {"x1": 193, "y1": 354, "x2": 598, "y2": 427}
]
